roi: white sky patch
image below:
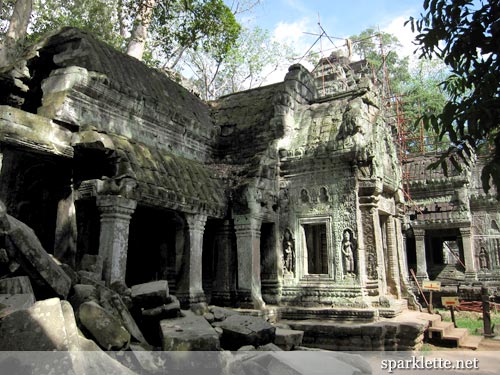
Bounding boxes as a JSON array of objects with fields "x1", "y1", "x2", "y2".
[
  {"x1": 382, "y1": 14, "x2": 419, "y2": 64},
  {"x1": 263, "y1": 17, "x2": 316, "y2": 82},
  {"x1": 272, "y1": 18, "x2": 313, "y2": 49}
]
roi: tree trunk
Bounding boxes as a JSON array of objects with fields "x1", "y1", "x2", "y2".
[
  {"x1": 126, "y1": 0, "x2": 156, "y2": 60},
  {"x1": 0, "y1": 0, "x2": 33, "y2": 67}
]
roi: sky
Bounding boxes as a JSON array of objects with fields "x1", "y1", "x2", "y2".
[{"x1": 233, "y1": 0, "x2": 428, "y2": 82}]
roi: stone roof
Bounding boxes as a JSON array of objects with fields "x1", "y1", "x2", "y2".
[
  {"x1": 39, "y1": 27, "x2": 213, "y2": 132},
  {"x1": 112, "y1": 135, "x2": 227, "y2": 217},
  {"x1": 404, "y1": 154, "x2": 466, "y2": 184},
  {"x1": 76, "y1": 132, "x2": 227, "y2": 217},
  {"x1": 211, "y1": 83, "x2": 283, "y2": 163}
]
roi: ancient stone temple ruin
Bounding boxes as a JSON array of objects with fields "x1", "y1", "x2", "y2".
[
  {"x1": 404, "y1": 153, "x2": 500, "y2": 293},
  {"x1": 0, "y1": 27, "x2": 498, "y2": 324},
  {"x1": 0, "y1": 28, "x2": 411, "y2": 315}
]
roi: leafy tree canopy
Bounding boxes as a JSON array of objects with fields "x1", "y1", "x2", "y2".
[
  {"x1": 5, "y1": 0, "x2": 240, "y2": 68},
  {"x1": 407, "y1": 0, "x2": 500, "y2": 194}
]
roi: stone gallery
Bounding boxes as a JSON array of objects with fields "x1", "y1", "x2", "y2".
[{"x1": 0, "y1": 26, "x2": 499, "y2": 333}]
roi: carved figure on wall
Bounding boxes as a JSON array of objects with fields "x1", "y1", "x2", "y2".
[
  {"x1": 479, "y1": 247, "x2": 490, "y2": 270},
  {"x1": 319, "y1": 187, "x2": 329, "y2": 203},
  {"x1": 341, "y1": 229, "x2": 356, "y2": 276},
  {"x1": 283, "y1": 229, "x2": 295, "y2": 275},
  {"x1": 300, "y1": 189, "x2": 310, "y2": 203}
]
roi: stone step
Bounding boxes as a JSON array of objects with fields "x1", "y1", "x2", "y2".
[
  {"x1": 417, "y1": 312, "x2": 442, "y2": 327},
  {"x1": 459, "y1": 335, "x2": 482, "y2": 350},
  {"x1": 428, "y1": 321, "x2": 455, "y2": 339},
  {"x1": 430, "y1": 326, "x2": 469, "y2": 348}
]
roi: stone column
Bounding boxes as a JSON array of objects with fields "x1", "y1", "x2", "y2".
[
  {"x1": 359, "y1": 199, "x2": 385, "y2": 295},
  {"x1": 177, "y1": 213, "x2": 207, "y2": 306},
  {"x1": 395, "y1": 215, "x2": 410, "y2": 283},
  {"x1": 414, "y1": 228, "x2": 428, "y2": 281},
  {"x1": 234, "y1": 214, "x2": 265, "y2": 309},
  {"x1": 358, "y1": 203, "x2": 380, "y2": 295},
  {"x1": 54, "y1": 185, "x2": 77, "y2": 267},
  {"x1": 460, "y1": 227, "x2": 477, "y2": 281},
  {"x1": 386, "y1": 215, "x2": 402, "y2": 298},
  {"x1": 212, "y1": 220, "x2": 236, "y2": 306},
  {"x1": 96, "y1": 195, "x2": 137, "y2": 285}
]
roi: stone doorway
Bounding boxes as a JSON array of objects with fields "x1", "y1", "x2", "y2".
[
  {"x1": 303, "y1": 223, "x2": 328, "y2": 275},
  {"x1": 0, "y1": 148, "x2": 71, "y2": 253},
  {"x1": 126, "y1": 206, "x2": 178, "y2": 287}
]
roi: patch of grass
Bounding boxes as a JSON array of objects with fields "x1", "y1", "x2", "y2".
[{"x1": 437, "y1": 309, "x2": 500, "y2": 336}]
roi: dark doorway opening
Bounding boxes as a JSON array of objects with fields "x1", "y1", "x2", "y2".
[
  {"x1": 304, "y1": 223, "x2": 328, "y2": 274},
  {"x1": 126, "y1": 206, "x2": 177, "y2": 287}
]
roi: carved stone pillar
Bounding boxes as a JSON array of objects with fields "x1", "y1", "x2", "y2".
[
  {"x1": 54, "y1": 185, "x2": 77, "y2": 267},
  {"x1": 460, "y1": 227, "x2": 477, "y2": 281},
  {"x1": 395, "y1": 215, "x2": 410, "y2": 283},
  {"x1": 177, "y1": 213, "x2": 207, "y2": 306},
  {"x1": 211, "y1": 220, "x2": 236, "y2": 306},
  {"x1": 234, "y1": 214, "x2": 265, "y2": 309},
  {"x1": 359, "y1": 200, "x2": 382, "y2": 295},
  {"x1": 96, "y1": 195, "x2": 137, "y2": 285},
  {"x1": 414, "y1": 228, "x2": 428, "y2": 281},
  {"x1": 386, "y1": 215, "x2": 402, "y2": 298}
]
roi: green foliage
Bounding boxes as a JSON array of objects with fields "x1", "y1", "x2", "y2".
[
  {"x1": 185, "y1": 26, "x2": 294, "y2": 100},
  {"x1": 349, "y1": 27, "x2": 410, "y2": 92},
  {"x1": 399, "y1": 59, "x2": 450, "y2": 153},
  {"x1": 407, "y1": 0, "x2": 500, "y2": 194},
  {"x1": 18, "y1": 0, "x2": 239, "y2": 68},
  {"x1": 0, "y1": 1, "x2": 17, "y2": 36},
  {"x1": 29, "y1": 0, "x2": 126, "y2": 49},
  {"x1": 149, "y1": 0, "x2": 240, "y2": 66}
]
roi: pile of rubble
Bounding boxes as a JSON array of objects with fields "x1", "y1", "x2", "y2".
[{"x1": 2, "y1": 202, "x2": 367, "y2": 374}]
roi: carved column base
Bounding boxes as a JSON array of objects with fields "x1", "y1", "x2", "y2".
[
  {"x1": 261, "y1": 279, "x2": 282, "y2": 305},
  {"x1": 176, "y1": 291, "x2": 206, "y2": 308},
  {"x1": 211, "y1": 291, "x2": 237, "y2": 307},
  {"x1": 235, "y1": 290, "x2": 266, "y2": 309}
]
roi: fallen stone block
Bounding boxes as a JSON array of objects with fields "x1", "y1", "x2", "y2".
[
  {"x1": 131, "y1": 280, "x2": 169, "y2": 308},
  {"x1": 238, "y1": 345, "x2": 256, "y2": 351},
  {"x1": 204, "y1": 312, "x2": 215, "y2": 323},
  {"x1": 80, "y1": 254, "x2": 101, "y2": 272},
  {"x1": 78, "y1": 270, "x2": 104, "y2": 285},
  {"x1": 257, "y1": 343, "x2": 283, "y2": 351},
  {"x1": 274, "y1": 328, "x2": 304, "y2": 350},
  {"x1": 3, "y1": 215, "x2": 71, "y2": 299},
  {"x1": 68, "y1": 284, "x2": 99, "y2": 311},
  {"x1": 99, "y1": 286, "x2": 149, "y2": 345},
  {"x1": 60, "y1": 263, "x2": 80, "y2": 286},
  {"x1": 0, "y1": 276, "x2": 34, "y2": 295},
  {"x1": 160, "y1": 312, "x2": 220, "y2": 351},
  {"x1": 0, "y1": 294, "x2": 35, "y2": 318},
  {"x1": 210, "y1": 306, "x2": 238, "y2": 322},
  {"x1": 190, "y1": 302, "x2": 209, "y2": 315},
  {"x1": 142, "y1": 295, "x2": 180, "y2": 319},
  {"x1": 78, "y1": 301, "x2": 131, "y2": 350},
  {"x1": 219, "y1": 314, "x2": 276, "y2": 350},
  {"x1": 0, "y1": 297, "x2": 70, "y2": 350}
]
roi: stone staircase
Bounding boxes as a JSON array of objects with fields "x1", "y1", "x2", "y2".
[{"x1": 419, "y1": 312, "x2": 482, "y2": 349}]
